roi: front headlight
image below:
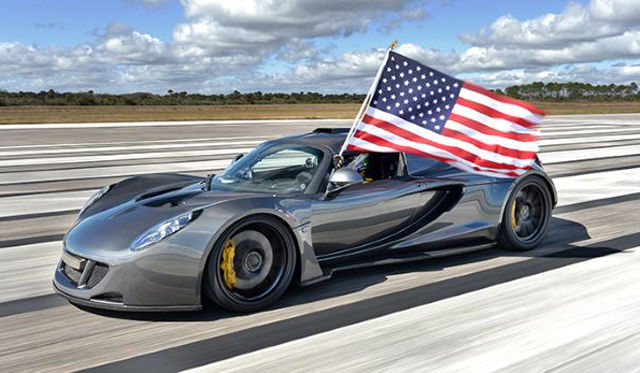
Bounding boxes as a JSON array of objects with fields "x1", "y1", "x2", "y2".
[
  {"x1": 131, "y1": 210, "x2": 201, "y2": 251},
  {"x1": 80, "y1": 185, "x2": 112, "y2": 215}
]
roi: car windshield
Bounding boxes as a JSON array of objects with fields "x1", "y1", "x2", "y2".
[{"x1": 211, "y1": 143, "x2": 324, "y2": 194}]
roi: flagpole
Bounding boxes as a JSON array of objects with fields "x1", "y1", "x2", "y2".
[{"x1": 336, "y1": 40, "x2": 398, "y2": 164}]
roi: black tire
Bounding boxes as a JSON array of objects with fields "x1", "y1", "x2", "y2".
[
  {"x1": 203, "y1": 215, "x2": 297, "y2": 312},
  {"x1": 498, "y1": 176, "x2": 552, "y2": 251}
]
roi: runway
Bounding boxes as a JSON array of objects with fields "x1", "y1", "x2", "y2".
[{"x1": 1, "y1": 115, "x2": 639, "y2": 372}]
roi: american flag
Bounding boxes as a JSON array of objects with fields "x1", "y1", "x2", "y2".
[{"x1": 346, "y1": 51, "x2": 544, "y2": 178}]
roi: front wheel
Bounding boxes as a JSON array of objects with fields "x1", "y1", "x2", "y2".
[
  {"x1": 498, "y1": 176, "x2": 552, "y2": 251},
  {"x1": 204, "y1": 216, "x2": 297, "y2": 312}
]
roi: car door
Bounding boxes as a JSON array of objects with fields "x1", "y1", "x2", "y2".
[{"x1": 310, "y1": 176, "x2": 432, "y2": 256}]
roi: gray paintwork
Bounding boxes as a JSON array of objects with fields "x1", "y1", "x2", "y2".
[{"x1": 53, "y1": 130, "x2": 556, "y2": 311}]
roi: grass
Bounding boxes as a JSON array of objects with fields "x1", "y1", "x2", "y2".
[{"x1": 1, "y1": 101, "x2": 640, "y2": 124}]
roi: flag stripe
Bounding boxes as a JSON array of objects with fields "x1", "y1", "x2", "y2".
[
  {"x1": 441, "y1": 128, "x2": 536, "y2": 160},
  {"x1": 350, "y1": 130, "x2": 523, "y2": 178},
  {"x1": 456, "y1": 97, "x2": 538, "y2": 129},
  {"x1": 445, "y1": 120, "x2": 538, "y2": 151},
  {"x1": 450, "y1": 106, "x2": 538, "y2": 136},
  {"x1": 363, "y1": 108, "x2": 531, "y2": 167},
  {"x1": 362, "y1": 109, "x2": 533, "y2": 168},
  {"x1": 360, "y1": 114, "x2": 526, "y2": 170},
  {"x1": 459, "y1": 88, "x2": 544, "y2": 124},
  {"x1": 448, "y1": 113, "x2": 538, "y2": 143},
  {"x1": 463, "y1": 82, "x2": 547, "y2": 117}
]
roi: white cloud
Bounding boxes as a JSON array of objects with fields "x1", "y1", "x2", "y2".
[{"x1": 1, "y1": 0, "x2": 640, "y2": 93}]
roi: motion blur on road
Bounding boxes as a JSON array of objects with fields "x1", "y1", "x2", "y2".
[{"x1": 1, "y1": 115, "x2": 640, "y2": 372}]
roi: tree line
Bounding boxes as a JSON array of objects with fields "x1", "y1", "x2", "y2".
[
  {"x1": 0, "y1": 90, "x2": 367, "y2": 106},
  {"x1": 496, "y1": 82, "x2": 640, "y2": 101},
  {"x1": 0, "y1": 82, "x2": 639, "y2": 106}
]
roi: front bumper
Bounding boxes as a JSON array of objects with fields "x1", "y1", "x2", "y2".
[
  {"x1": 53, "y1": 238, "x2": 205, "y2": 312},
  {"x1": 53, "y1": 281, "x2": 201, "y2": 312}
]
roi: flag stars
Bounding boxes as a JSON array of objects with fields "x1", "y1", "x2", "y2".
[
  {"x1": 439, "y1": 115, "x2": 445, "y2": 120},
  {"x1": 391, "y1": 75, "x2": 396, "y2": 80},
  {"x1": 386, "y1": 87, "x2": 392, "y2": 91},
  {"x1": 441, "y1": 78, "x2": 446, "y2": 82},
  {"x1": 453, "y1": 82, "x2": 459, "y2": 87},
  {"x1": 417, "y1": 86, "x2": 422, "y2": 90},
  {"x1": 412, "y1": 77, "x2": 418, "y2": 82},
  {"x1": 436, "y1": 107, "x2": 441, "y2": 112},
  {"x1": 408, "y1": 88, "x2": 413, "y2": 94},
  {"x1": 446, "y1": 86, "x2": 450, "y2": 91},
  {"x1": 404, "y1": 81, "x2": 410, "y2": 86},
  {"x1": 419, "y1": 112, "x2": 424, "y2": 117},
  {"x1": 431, "y1": 118, "x2": 436, "y2": 123},
  {"x1": 412, "y1": 96, "x2": 418, "y2": 101},
  {"x1": 399, "y1": 72, "x2": 405, "y2": 78},
  {"x1": 403, "y1": 99, "x2": 409, "y2": 104},
  {"x1": 382, "y1": 97, "x2": 387, "y2": 102},
  {"x1": 408, "y1": 107, "x2": 413, "y2": 112},
  {"x1": 403, "y1": 61, "x2": 408, "y2": 66},
  {"x1": 421, "y1": 93, "x2": 426, "y2": 98},
  {"x1": 395, "y1": 64, "x2": 400, "y2": 69},
  {"x1": 426, "y1": 82, "x2": 431, "y2": 88},
  {"x1": 395, "y1": 102, "x2": 400, "y2": 107},
  {"x1": 429, "y1": 72, "x2": 434, "y2": 77},
  {"x1": 410, "y1": 115, "x2": 416, "y2": 120},
  {"x1": 400, "y1": 92, "x2": 405, "y2": 97},
  {"x1": 408, "y1": 69, "x2": 413, "y2": 74},
  {"x1": 433, "y1": 79, "x2": 439, "y2": 85},
  {"x1": 438, "y1": 88, "x2": 443, "y2": 93},
  {"x1": 435, "y1": 125, "x2": 440, "y2": 130},
  {"x1": 395, "y1": 83, "x2": 400, "y2": 89},
  {"x1": 445, "y1": 104, "x2": 450, "y2": 109},
  {"x1": 399, "y1": 110, "x2": 404, "y2": 115},
  {"x1": 428, "y1": 110, "x2": 433, "y2": 115},
  {"x1": 422, "y1": 120, "x2": 427, "y2": 125},
  {"x1": 387, "y1": 105, "x2": 391, "y2": 110},
  {"x1": 421, "y1": 74, "x2": 426, "y2": 79},
  {"x1": 416, "y1": 66, "x2": 421, "y2": 71}
]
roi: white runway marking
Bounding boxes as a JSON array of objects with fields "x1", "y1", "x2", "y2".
[
  {"x1": 541, "y1": 144, "x2": 640, "y2": 164},
  {"x1": 0, "y1": 159, "x2": 230, "y2": 185},
  {"x1": 0, "y1": 147, "x2": 255, "y2": 167},
  {"x1": 0, "y1": 140, "x2": 262, "y2": 157},
  {"x1": 0, "y1": 118, "x2": 349, "y2": 130}
]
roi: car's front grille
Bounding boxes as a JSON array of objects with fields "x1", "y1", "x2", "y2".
[
  {"x1": 86, "y1": 263, "x2": 109, "y2": 288},
  {"x1": 60, "y1": 251, "x2": 109, "y2": 289}
]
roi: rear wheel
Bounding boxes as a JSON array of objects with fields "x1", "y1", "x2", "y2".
[
  {"x1": 204, "y1": 216, "x2": 297, "y2": 312},
  {"x1": 498, "y1": 176, "x2": 552, "y2": 251}
]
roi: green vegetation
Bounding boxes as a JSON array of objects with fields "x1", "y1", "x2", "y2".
[
  {"x1": 497, "y1": 82, "x2": 639, "y2": 101},
  {"x1": 1, "y1": 82, "x2": 639, "y2": 107},
  {"x1": 0, "y1": 90, "x2": 367, "y2": 106}
]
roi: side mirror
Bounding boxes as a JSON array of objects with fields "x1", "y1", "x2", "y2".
[
  {"x1": 232, "y1": 154, "x2": 244, "y2": 163},
  {"x1": 326, "y1": 168, "x2": 363, "y2": 196}
]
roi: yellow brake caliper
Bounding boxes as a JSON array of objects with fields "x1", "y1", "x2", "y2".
[
  {"x1": 511, "y1": 199, "x2": 517, "y2": 229},
  {"x1": 220, "y1": 239, "x2": 236, "y2": 289}
]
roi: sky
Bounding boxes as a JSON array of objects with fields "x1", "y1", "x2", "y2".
[{"x1": 0, "y1": 0, "x2": 639, "y2": 94}]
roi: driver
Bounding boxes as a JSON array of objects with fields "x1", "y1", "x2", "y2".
[{"x1": 345, "y1": 153, "x2": 373, "y2": 182}]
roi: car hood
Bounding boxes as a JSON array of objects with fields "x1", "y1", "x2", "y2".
[{"x1": 65, "y1": 175, "x2": 267, "y2": 256}]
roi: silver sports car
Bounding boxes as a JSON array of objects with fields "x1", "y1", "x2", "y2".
[{"x1": 53, "y1": 128, "x2": 556, "y2": 312}]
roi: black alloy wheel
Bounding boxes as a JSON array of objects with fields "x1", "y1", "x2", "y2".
[
  {"x1": 204, "y1": 215, "x2": 297, "y2": 312},
  {"x1": 499, "y1": 176, "x2": 552, "y2": 251}
]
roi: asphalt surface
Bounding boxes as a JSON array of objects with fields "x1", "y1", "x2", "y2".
[{"x1": 1, "y1": 115, "x2": 639, "y2": 372}]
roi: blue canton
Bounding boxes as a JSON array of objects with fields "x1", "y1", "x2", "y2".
[{"x1": 370, "y1": 51, "x2": 463, "y2": 134}]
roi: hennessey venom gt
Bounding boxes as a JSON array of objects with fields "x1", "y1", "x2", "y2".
[{"x1": 53, "y1": 128, "x2": 556, "y2": 312}]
